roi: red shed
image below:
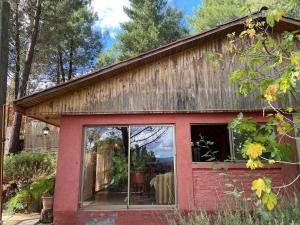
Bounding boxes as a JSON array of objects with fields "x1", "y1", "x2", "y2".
[{"x1": 14, "y1": 12, "x2": 300, "y2": 225}]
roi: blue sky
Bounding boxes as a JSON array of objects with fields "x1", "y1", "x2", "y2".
[{"x1": 91, "y1": 0, "x2": 202, "y2": 51}]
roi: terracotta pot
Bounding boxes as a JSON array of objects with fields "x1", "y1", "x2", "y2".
[
  {"x1": 42, "y1": 196, "x2": 54, "y2": 210},
  {"x1": 130, "y1": 172, "x2": 144, "y2": 184}
]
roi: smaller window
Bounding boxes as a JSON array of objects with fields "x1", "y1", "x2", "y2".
[
  {"x1": 191, "y1": 124, "x2": 231, "y2": 162},
  {"x1": 230, "y1": 125, "x2": 273, "y2": 161},
  {"x1": 230, "y1": 129, "x2": 246, "y2": 160}
]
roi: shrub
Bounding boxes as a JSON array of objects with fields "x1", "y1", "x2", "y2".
[
  {"x1": 6, "y1": 178, "x2": 55, "y2": 213},
  {"x1": 4, "y1": 151, "x2": 56, "y2": 186},
  {"x1": 30, "y1": 178, "x2": 55, "y2": 198},
  {"x1": 170, "y1": 195, "x2": 300, "y2": 225},
  {"x1": 5, "y1": 187, "x2": 31, "y2": 213}
]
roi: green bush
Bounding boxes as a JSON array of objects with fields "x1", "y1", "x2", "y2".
[
  {"x1": 5, "y1": 187, "x2": 31, "y2": 213},
  {"x1": 4, "y1": 151, "x2": 57, "y2": 186},
  {"x1": 30, "y1": 178, "x2": 55, "y2": 198},
  {"x1": 170, "y1": 195, "x2": 300, "y2": 225},
  {"x1": 6, "y1": 178, "x2": 55, "y2": 213}
]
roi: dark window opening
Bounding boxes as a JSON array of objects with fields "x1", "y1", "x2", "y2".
[{"x1": 191, "y1": 124, "x2": 230, "y2": 162}]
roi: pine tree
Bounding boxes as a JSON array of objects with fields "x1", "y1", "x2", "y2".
[
  {"x1": 35, "y1": 0, "x2": 103, "y2": 84},
  {"x1": 187, "y1": 0, "x2": 244, "y2": 33},
  {"x1": 96, "y1": 0, "x2": 188, "y2": 67},
  {"x1": 188, "y1": 0, "x2": 299, "y2": 34},
  {"x1": 8, "y1": 0, "x2": 103, "y2": 153}
]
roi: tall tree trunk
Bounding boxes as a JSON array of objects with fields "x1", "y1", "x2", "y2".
[
  {"x1": 14, "y1": 0, "x2": 20, "y2": 99},
  {"x1": 68, "y1": 38, "x2": 73, "y2": 80},
  {"x1": 121, "y1": 127, "x2": 129, "y2": 156},
  {"x1": 58, "y1": 48, "x2": 65, "y2": 82},
  {"x1": 0, "y1": 1, "x2": 10, "y2": 219},
  {"x1": 56, "y1": 55, "x2": 60, "y2": 84},
  {"x1": 8, "y1": 0, "x2": 43, "y2": 154}
]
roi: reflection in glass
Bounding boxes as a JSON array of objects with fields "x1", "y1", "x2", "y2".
[
  {"x1": 130, "y1": 126, "x2": 175, "y2": 205},
  {"x1": 81, "y1": 127, "x2": 128, "y2": 208},
  {"x1": 81, "y1": 125, "x2": 176, "y2": 208}
]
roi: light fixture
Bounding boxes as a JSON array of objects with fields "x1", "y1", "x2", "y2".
[{"x1": 42, "y1": 126, "x2": 50, "y2": 136}]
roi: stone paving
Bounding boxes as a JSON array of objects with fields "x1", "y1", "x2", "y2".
[
  {"x1": 17, "y1": 219, "x2": 39, "y2": 225},
  {"x1": 3, "y1": 213, "x2": 40, "y2": 225}
]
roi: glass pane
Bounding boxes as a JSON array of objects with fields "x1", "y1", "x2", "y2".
[
  {"x1": 230, "y1": 129, "x2": 245, "y2": 160},
  {"x1": 81, "y1": 126, "x2": 128, "y2": 208},
  {"x1": 231, "y1": 125, "x2": 272, "y2": 160},
  {"x1": 129, "y1": 126, "x2": 175, "y2": 205}
]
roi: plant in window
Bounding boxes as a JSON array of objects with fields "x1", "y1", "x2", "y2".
[
  {"x1": 194, "y1": 134, "x2": 217, "y2": 162},
  {"x1": 130, "y1": 145, "x2": 156, "y2": 185}
]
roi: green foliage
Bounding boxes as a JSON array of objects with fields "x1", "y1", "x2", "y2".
[
  {"x1": 169, "y1": 195, "x2": 300, "y2": 225},
  {"x1": 228, "y1": 113, "x2": 291, "y2": 162},
  {"x1": 221, "y1": 3, "x2": 300, "y2": 211},
  {"x1": 6, "y1": 178, "x2": 55, "y2": 213},
  {"x1": 109, "y1": 153, "x2": 127, "y2": 188},
  {"x1": 6, "y1": 187, "x2": 31, "y2": 213},
  {"x1": 187, "y1": 0, "x2": 244, "y2": 33},
  {"x1": 96, "y1": 0, "x2": 189, "y2": 67},
  {"x1": 95, "y1": 46, "x2": 120, "y2": 69},
  {"x1": 36, "y1": 0, "x2": 103, "y2": 82},
  {"x1": 227, "y1": 9, "x2": 300, "y2": 102},
  {"x1": 4, "y1": 151, "x2": 57, "y2": 186},
  {"x1": 130, "y1": 146, "x2": 156, "y2": 172},
  {"x1": 187, "y1": 0, "x2": 300, "y2": 33},
  {"x1": 30, "y1": 178, "x2": 55, "y2": 198}
]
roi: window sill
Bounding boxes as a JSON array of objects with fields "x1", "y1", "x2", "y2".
[
  {"x1": 191, "y1": 162, "x2": 283, "y2": 170},
  {"x1": 79, "y1": 204, "x2": 176, "y2": 211}
]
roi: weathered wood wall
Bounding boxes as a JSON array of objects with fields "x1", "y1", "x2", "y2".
[
  {"x1": 24, "y1": 35, "x2": 300, "y2": 126},
  {"x1": 23, "y1": 120, "x2": 59, "y2": 151}
]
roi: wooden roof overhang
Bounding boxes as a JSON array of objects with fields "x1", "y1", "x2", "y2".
[{"x1": 13, "y1": 13, "x2": 300, "y2": 127}]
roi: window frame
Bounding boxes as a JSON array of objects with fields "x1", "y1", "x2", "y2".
[
  {"x1": 190, "y1": 123, "x2": 245, "y2": 163},
  {"x1": 79, "y1": 124, "x2": 177, "y2": 210}
]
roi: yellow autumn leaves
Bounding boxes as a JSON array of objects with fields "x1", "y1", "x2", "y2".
[
  {"x1": 251, "y1": 178, "x2": 278, "y2": 210},
  {"x1": 245, "y1": 142, "x2": 278, "y2": 210},
  {"x1": 246, "y1": 143, "x2": 265, "y2": 159},
  {"x1": 245, "y1": 143, "x2": 265, "y2": 170},
  {"x1": 252, "y1": 178, "x2": 265, "y2": 198},
  {"x1": 240, "y1": 17, "x2": 256, "y2": 39},
  {"x1": 264, "y1": 84, "x2": 278, "y2": 102}
]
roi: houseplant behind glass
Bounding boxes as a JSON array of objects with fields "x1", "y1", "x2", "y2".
[{"x1": 130, "y1": 146, "x2": 156, "y2": 186}]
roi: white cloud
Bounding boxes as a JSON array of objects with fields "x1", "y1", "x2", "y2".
[{"x1": 91, "y1": 0, "x2": 130, "y2": 30}]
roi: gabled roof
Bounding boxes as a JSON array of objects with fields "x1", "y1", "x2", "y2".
[{"x1": 14, "y1": 11, "x2": 300, "y2": 112}]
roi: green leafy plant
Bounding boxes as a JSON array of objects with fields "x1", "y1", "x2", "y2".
[
  {"x1": 130, "y1": 146, "x2": 156, "y2": 172},
  {"x1": 4, "y1": 151, "x2": 57, "y2": 186},
  {"x1": 6, "y1": 187, "x2": 31, "y2": 213},
  {"x1": 5, "y1": 178, "x2": 55, "y2": 213},
  {"x1": 169, "y1": 195, "x2": 300, "y2": 225},
  {"x1": 30, "y1": 178, "x2": 55, "y2": 198},
  {"x1": 109, "y1": 153, "x2": 127, "y2": 188}
]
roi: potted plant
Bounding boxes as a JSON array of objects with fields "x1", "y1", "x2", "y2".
[
  {"x1": 40, "y1": 179, "x2": 55, "y2": 210},
  {"x1": 130, "y1": 146, "x2": 155, "y2": 185}
]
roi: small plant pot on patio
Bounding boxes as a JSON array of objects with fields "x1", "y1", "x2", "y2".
[{"x1": 42, "y1": 195, "x2": 54, "y2": 210}]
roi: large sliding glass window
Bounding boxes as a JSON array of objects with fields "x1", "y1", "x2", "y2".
[{"x1": 80, "y1": 125, "x2": 175, "y2": 209}]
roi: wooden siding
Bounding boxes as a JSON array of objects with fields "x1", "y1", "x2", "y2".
[{"x1": 24, "y1": 35, "x2": 300, "y2": 126}]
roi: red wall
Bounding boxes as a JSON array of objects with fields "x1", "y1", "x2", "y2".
[{"x1": 54, "y1": 113, "x2": 298, "y2": 225}]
